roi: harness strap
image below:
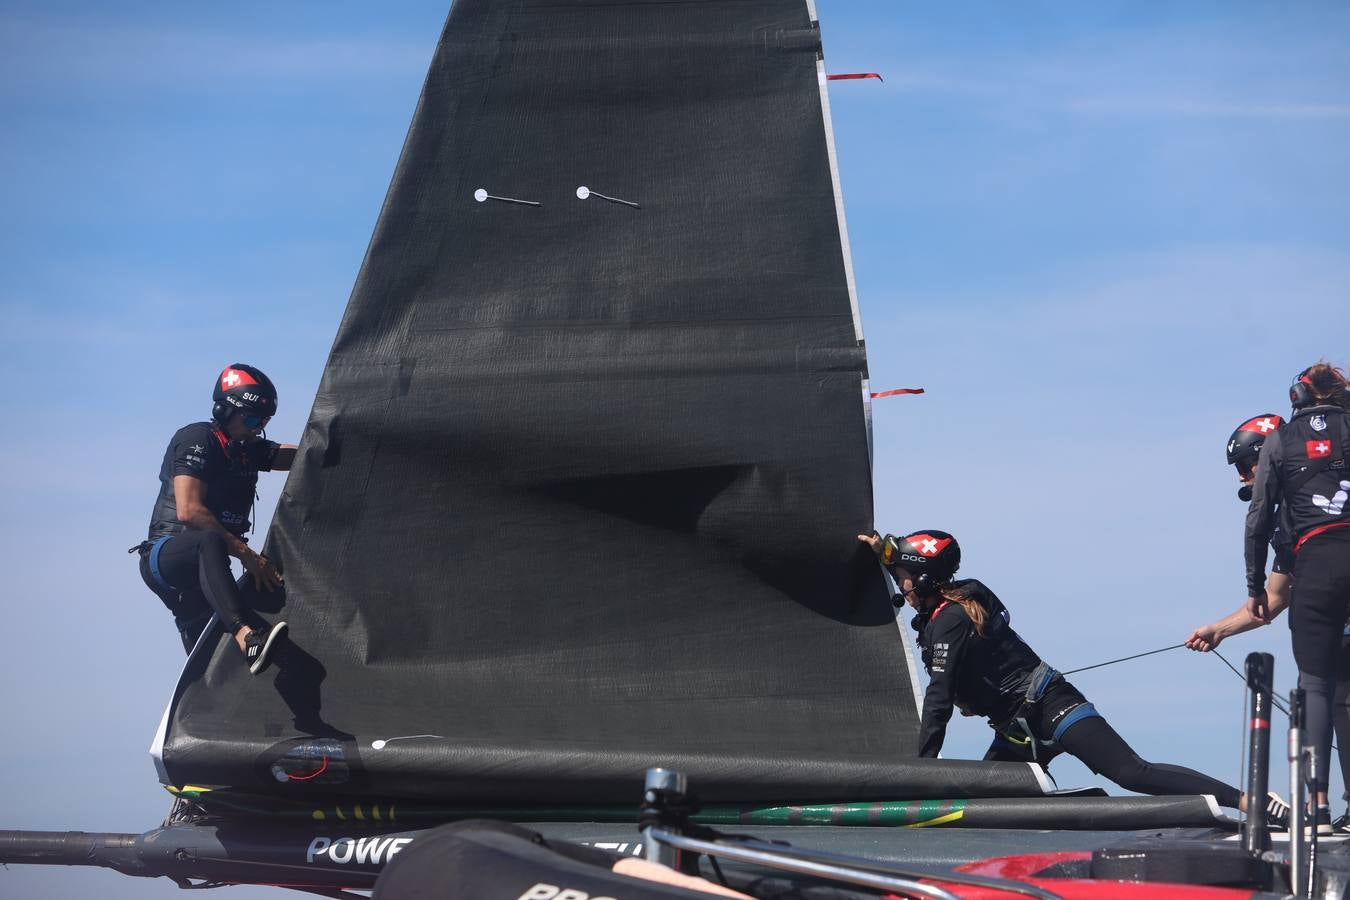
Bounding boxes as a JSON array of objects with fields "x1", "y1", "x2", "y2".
[
  {"x1": 146, "y1": 535, "x2": 176, "y2": 593},
  {"x1": 1024, "y1": 661, "x2": 1060, "y2": 704},
  {"x1": 1052, "y1": 701, "x2": 1101, "y2": 743}
]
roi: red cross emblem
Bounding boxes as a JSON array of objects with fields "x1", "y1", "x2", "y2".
[
  {"x1": 908, "y1": 534, "x2": 952, "y2": 557},
  {"x1": 220, "y1": 368, "x2": 257, "y2": 391}
]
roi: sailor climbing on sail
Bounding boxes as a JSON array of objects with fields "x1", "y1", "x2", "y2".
[
  {"x1": 1185, "y1": 412, "x2": 1350, "y2": 833},
  {"x1": 130, "y1": 364, "x2": 292, "y2": 671},
  {"x1": 860, "y1": 529, "x2": 1290, "y2": 828},
  {"x1": 1244, "y1": 362, "x2": 1350, "y2": 834}
]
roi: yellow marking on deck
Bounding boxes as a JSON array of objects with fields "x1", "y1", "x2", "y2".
[{"x1": 905, "y1": 810, "x2": 964, "y2": 828}]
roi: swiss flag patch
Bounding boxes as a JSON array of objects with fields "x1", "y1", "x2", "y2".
[
  {"x1": 1308, "y1": 440, "x2": 1333, "y2": 459},
  {"x1": 908, "y1": 534, "x2": 953, "y2": 557},
  {"x1": 1241, "y1": 416, "x2": 1281, "y2": 435},
  {"x1": 220, "y1": 368, "x2": 258, "y2": 391}
]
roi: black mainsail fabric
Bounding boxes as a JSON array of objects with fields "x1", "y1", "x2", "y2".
[{"x1": 154, "y1": 0, "x2": 1047, "y2": 803}]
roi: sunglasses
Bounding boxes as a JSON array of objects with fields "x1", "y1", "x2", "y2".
[{"x1": 240, "y1": 414, "x2": 271, "y2": 430}]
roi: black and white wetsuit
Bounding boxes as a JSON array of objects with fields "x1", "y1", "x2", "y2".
[
  {"x1": 914, "y1": 579, "x2": 1241, "y2": 807},
  {"x1": 135, "y1": 421, "x2": 279, "y2": 652}
]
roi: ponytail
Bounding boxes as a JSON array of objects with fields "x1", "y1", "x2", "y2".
[
  {"x1": 1303, "y1": 362, "x2": 1350, "y2": 411},
  {"x1": 938, "y1": 584, "x2": 987, "y2": 636}
]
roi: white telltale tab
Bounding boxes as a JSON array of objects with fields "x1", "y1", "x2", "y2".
[
  {"x1": 575, "y1": 185, "x2": 639, "y2": 208},
  {"x1": 371, "y1": 734, "x2": 445, "y2": 750},
  {"x1": 472, "y1": 188, "x2": 540, "y2": 207}
]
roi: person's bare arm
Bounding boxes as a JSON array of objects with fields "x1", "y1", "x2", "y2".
[
  {"x1": 1186, "y1": 571, "x2": 1292, "y2": 651},
  {"x1": 173, "y1": 475, "x2": 283, "y2": 590}
]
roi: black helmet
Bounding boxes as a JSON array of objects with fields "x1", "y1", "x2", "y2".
[
  {"x1": 891, "y1": 530, "x2": 961, "y2": 595},
  {"x1": 211, "y1": 364, "x2": 278, "y2": 427},
  {"x1": 1226, "y1": 414, "x2": 1282, "y2": 467},
  {"x1": 1290, "y1": 368, "x2": 1316, "y2": 410}
]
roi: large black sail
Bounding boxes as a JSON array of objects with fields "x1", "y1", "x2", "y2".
[{"x1": 154, "y1": 0, "x2": 1046, "y2": 804}]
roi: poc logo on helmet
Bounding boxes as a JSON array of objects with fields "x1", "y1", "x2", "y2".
[
  {"x1": 518, "y1": 885, "x2": 617, "y2": 900},
  {"x1": 900, "y1": 553, "x2": 929, "y2": 564}
]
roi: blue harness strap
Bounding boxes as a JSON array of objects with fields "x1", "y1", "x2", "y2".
[
  {"x1": 147, "y1": 535, "x2": 176, "y2": 593},
  {"x1": 1052, "y1": 701, "x2": 1101, "y2": 743},
  {"x1": 1025, "y1": 661, "x2": 1060, "y2": 703}
]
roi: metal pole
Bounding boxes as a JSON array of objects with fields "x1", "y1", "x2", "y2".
[
  {"x1": 1305, "y1": 744, "x2": 1318, "y2": 898},
  {"x1": 648, "y1": 827, "x2": 964, "y2": 900},
  {"x1": 641, "y1": 767, "x2": 687, "y2": 869},
  {"x1": 1243, "y1": 652, "x2": 1274, "y2": 857},
  {"x1": 1290, "y1": 688, "x2": 1306, "y2": 896}
]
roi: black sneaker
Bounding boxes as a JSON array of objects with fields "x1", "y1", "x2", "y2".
[
  {"x1": 1264, "y1": 792, "x2": 1291, "y2": 831},
  {"x1": 1334, "y1": 809, "x2": 1350, "y2": 834},
  {"x1": 243, "y1": 621, "x2": 287, "y2": 674},
  {"x1": 1313, "y1": 805, "x2": 1334, "y2": 837}
]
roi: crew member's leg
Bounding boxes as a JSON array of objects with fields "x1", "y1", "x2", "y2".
[
  {"x1": 1290, "y1": 533, "x2": 1350, "y2": 807},
  {"x1": 139, "y1": 548, "x2": 212, "y2": 653},
  {"x1": 1334, "y1": 633, "x2": 1350, "y2": 825},
  {"x1": 152, "y1": 531, "x2": 251, "y2": 633},
  {"x1": 1056, "y1": 716, "x2": 1243, "y2": 809},
  {"x1": 1030, "y1": 680, "x2": 1245, "y2": 808}
]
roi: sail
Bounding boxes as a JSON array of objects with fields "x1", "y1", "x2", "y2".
[{"x1": 153, "y1": 0, "x2": 1047, "y2": 804}]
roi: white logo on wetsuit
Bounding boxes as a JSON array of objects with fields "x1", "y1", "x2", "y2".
[
  {"x1": 1312, "y1": 415, "x2": 1327, "y2": 432},
  {"x1": 1312, "y1": 481, "x2": 1350, "y2": 517}
]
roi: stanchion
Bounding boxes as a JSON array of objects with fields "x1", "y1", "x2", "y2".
[
  {"x1": 1243, "y1": 652, "x2": 1274, "y2": 857},
  {"x1": 1290, "y1": 688, "x2": 1307, "y2": 896}
]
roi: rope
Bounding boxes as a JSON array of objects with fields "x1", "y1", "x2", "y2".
[
  {"x1": 1063, "y1": 643, "x2": 1297, "y2": 717},
  {"x1": 1212, "y1": 649, "x2": 1292, "y2": 717},
  {"x1": 1061, "y1": 643, "x2": 1185, "y2": 675}
]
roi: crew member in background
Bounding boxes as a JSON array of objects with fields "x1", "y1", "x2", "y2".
[
  {"x1": 131, "y1": 364, "x2": 293, "y2": 671},
  {"x1": 1186, "y1": 413, "x2": 1350, "y2": 833},
  {"x1": 861, "y1": 529, "x2": 1289, "y2": 828},
  {"x1": 1246, "y1": 362, "x2": 1350, "y2": 834}
]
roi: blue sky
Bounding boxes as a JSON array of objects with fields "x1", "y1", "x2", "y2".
[{"x1": 2, "y1": 2, "x2": 1348, "y2": 896}]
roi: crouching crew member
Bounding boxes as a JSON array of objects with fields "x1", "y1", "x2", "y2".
[
  {"x1": 1245, "y1": 363, "x2": 1350, "y2": 833},
  {"x1": 860, "y1": 529, "x2": 1288, "y2": 828},
  {"x1": 131, "y1": 364, "x2": 293, "y2": 671}
]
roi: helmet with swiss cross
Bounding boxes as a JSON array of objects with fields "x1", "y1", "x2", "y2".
[{"x1": 1226, "y1": 414, "x2": 1282, "y2": 468}]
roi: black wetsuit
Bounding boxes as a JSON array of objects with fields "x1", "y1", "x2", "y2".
[
  {"x1": 134, "y1": 422, "x2": 278, "y2": 653},
  {"x1": 914, "y1": 579, "x2": 1241, "y2": 807},
  {"x1": 1246, "y1": 404, "x2": 1350, "y2": 794}
]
